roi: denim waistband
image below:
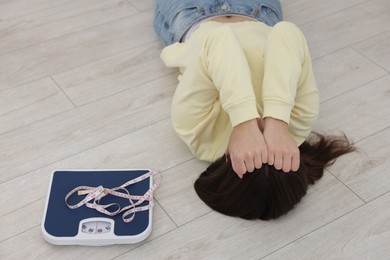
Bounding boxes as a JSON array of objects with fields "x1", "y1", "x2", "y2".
[{"x1": 153, "y1": 0, "x2": 283, "y2": 45}]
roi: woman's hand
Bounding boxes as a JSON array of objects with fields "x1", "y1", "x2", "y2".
[
  {"x1": 263, "y1": 117, "x2": 300, "y2": 172},
  {"x1": 228, "y1": 119, "x2": 268, "y2": 178}
]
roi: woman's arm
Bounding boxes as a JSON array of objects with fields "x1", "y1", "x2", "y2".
[
  {"x1": 262, "y1": 21, "x2": 319, "y2": 172},
  {"x1": 202, "y1": 25, "x2": 268, "y2": 177}
]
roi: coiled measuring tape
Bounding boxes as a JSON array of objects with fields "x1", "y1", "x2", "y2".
[{"x1": 65, "y1": 170, "x2": 161, "y2": 223}]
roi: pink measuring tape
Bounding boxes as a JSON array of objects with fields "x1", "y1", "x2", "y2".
[{"x1": 65, "y1": 170, "x2": 161, "y2": 223}]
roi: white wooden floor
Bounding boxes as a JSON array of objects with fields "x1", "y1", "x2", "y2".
[{"x1": 1, "y1": 0, "x2": 389, "y2": 259}]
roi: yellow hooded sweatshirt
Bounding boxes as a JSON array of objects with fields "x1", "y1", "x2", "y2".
[{"x1": 161, "y1": 21, "x2": 319, "y2": 162}]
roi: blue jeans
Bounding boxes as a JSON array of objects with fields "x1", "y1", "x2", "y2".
[{"x1": 153, "y1": 0, "x2": 283, "y2": 46}]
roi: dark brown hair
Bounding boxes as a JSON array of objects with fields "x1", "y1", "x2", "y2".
[{"x1": 194, "y1": 133, "x2": 355, "y2": 220}]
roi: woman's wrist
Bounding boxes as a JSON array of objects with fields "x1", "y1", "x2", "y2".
[
  {"x1": 264, "y1": 117, "x2": 288, "y2": 129},
  {"x1": 234, "y1": 118, "x2": 259, "y2": 130}
]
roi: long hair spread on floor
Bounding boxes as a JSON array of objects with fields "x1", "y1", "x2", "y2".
[{"x1": 194, "y1": 133, "x2": 356, "y2": 220}]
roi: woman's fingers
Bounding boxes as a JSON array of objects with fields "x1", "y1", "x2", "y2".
[
  {"x1": 231, "y1": 156, "x2": 246, "y2": 178},
  {"x1": 232, "y1": 150, "x2": 265, "y2": 178},
  {"x1": 281, "y1": 155, "x2": 292, "y2": 173},
  {"x1": 263, "y1": 117, "x2": 301, "y2": 173},
  {"x1": 291, "y1": 153, "x2": 300, "y2": 172},
  {"x1": 268, "y1": 150, "x2": 299, "y2": 173},
  {"x1": 274, "y1": 153, "x2": 283, "y2": 171},
  {"x1": 256, "y1": 151, "x2": 300, "y2": 173},
  {"x1": 267, "y1": 152, "x2": 274, "y2": 166},
  {"x1": 232, "y1": 155, "x2": 256, "y2": 178},
  {"x1": 227, "y1": 119, "x2": 268, "y2": 178},
  {"x1": 245, "y1": 158, "x2": 255, "y2": 173},
  {"x1": 254, "y1": 154, "x2": 263, "y2": 169}
]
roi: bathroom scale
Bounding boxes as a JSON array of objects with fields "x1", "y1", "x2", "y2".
[{"x1": 41, "y1": 169, "x2": 160, "y2": 246}]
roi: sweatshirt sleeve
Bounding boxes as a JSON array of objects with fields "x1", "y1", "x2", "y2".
[
  {"x1": 201, "y1": 25, "x2": 260, "y2": 127},
  {"x1": 262, "y1": 21, "x2": 319, "y2": 143},
  {"x1": 262, "y1": 21, "x2": 308, "y2": 123}
]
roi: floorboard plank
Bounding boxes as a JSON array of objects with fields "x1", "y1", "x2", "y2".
[
  {"x1": 313, "y1": 47, "x2": 387, "y2": 103},
  {"x1": 300, "y1": 0, "x2": 390, "y2": 59},
  {"x1": 0, "y1": 0, "x2": 137, "y2": 55},
  {"x1": 52, "y1": 41, "x2": 170, "y2": 106},
  {"x1": 0, "y1": 11, "x2": 157, "y2": 91},
  {"x1": 0, "y1": 0, "x2": 77, "y2": 20},
  {"x1": 128, "y1": 0, "x2": 154, "y2": 12},
  {"x1": 0, "y1": 75, "x2": 176, "y2": 184},
  {"x1": 353, "y1": 30, "x2": 390, "y2": 72},
  {"x1": 0, "y1": 77, "x2": 74, "y2": 134},
  {"x1": 280, "y1": 0, "x2": 367, "y2": 25},
  {"x1": 329, "y1": 127, "x2": 390, "y2": 202},
  {"x1": 314, "y1": 75, "x2": 390, "y2": 142},
  {"x1": 263, "y1": 192, "x2": 390, "y2": 260}
]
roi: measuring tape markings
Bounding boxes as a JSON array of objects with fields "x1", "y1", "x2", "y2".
[{"x1": 65, "y1": 170, "x2": 162, "y2": 223}]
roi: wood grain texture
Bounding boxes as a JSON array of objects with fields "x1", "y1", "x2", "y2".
[
  {"x1": 0, "y1": 0, "x2": 77, "y2": 20},
  {"x1": 52, "y1": 41, "x2": 171, "y2": 106},
  {"x1": 0, "y1": 0, "x2": 137, "y2": 55},
  {"x1": 280, "y1": 0, "x2": 367, "y2": 25},
  {"x1": 0, "y1": 11, "x2": 156, "y2": 91},
  {"x1": 313, "y1": 47, "x2": 388, "y2": 103},
  {"x1": 263, "y1": 192, "x2": 390, "y2": 260},
  {"x1": 0, "y1": 77, "x2": 74, "y2": 134},
  {"x1": 329, "y1": 127, "x2": 390, "y2": 203},
  {"x1": 300, "y1": 0, "x2": 390, "y2": 59},
  {"x1": 353, "y1": 30, "x2": 390, "y2": 72},
  {"x1": 0, "y1": 75, "x2": 176, "y2": 184},
  {"x1": 314, "y1": 75, "x2": 390, "y2": 142},
  {"x1": 128, "y1": 0, "x2": 155, "y2": 12}
]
